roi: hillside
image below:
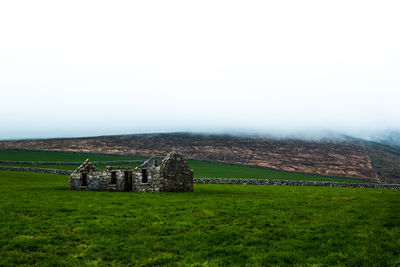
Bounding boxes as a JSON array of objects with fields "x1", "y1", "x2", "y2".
[
  {"x1": 2, "y1": 133, "x2": 398, "y2": 183},
  {"x1": 363, "y1": 141, "x2": 400, "y2": 184}
]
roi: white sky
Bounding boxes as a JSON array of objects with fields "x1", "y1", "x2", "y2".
[{"x1": 1, "y1": 0, "x2": 399, "y2": 139}]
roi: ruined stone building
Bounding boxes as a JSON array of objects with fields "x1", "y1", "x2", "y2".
[{"x1": 69, "y1": 151, "x2": 193, "y2": 192}]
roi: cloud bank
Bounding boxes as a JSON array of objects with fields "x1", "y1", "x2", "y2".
[{"x1": 1, "y1": 0, "x2": 399, "y2": 139}]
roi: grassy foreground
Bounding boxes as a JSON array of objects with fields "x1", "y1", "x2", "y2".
[
  {"x1": 0, "y1": 171, "x2": 399, "y2": 266},
  {"x1": 0, "y1": 150, "x2": 368, "y2": 183}
]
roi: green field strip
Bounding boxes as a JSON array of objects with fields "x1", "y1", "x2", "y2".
[{"x1": 0, "y1": 149, "x2": 146, "y2": 162}]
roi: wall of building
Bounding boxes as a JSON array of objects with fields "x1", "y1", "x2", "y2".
[
  {"x1": 69, "y1": 171, "x2": 101, "y2": 190},
  {"x1": 69, "y1": 169, "x2": 135, "y2": 191},
  {"x1": 100, "y1": 169, "x2": 130, "y2": 191},
  {"x1": 133, "y1": 166, "x2": 166, "y2": 192},
  {"x1": 160, "y1": 152, "x2": 194, "y2": 192}
]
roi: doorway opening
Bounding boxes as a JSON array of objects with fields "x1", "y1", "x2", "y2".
[
  {"x1": 81, "y1": 173, "x2": 88, "y2": 186},
  {"x1": 111, "y1": 171, "x2": 117, "y2": 184},
  {"x1": 124, "y1": 171, "x2": 132, "y2": 191}
]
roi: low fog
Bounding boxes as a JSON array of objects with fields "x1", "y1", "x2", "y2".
[{"x1": 1, "y1": 1, "x2": 399, "y2": 140}]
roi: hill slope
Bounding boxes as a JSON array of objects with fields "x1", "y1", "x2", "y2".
[
  {"x1": 363, "y1": 141, "x2": 400, "y2": 184},
  {"x1": 2, "y1": 133, "x2": 395, "y2": 182}
]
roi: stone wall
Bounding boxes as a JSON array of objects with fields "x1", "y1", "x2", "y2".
[
  {"x1": 70, "y1": 171, "x2": 101, "y2": 190},
  {"x1": 130, "y1": 153, "x2": 194, "y2": 192},
  {"x1": 70, "y1": 165, "x2": 135, "y2": 191},
  {"x1": 160, "y1": 152, "x2": 194, "y2": 192},
  {"x1": 0, "y1": 166, "x2": 72, "y2": 175},
  {"x1": 101, "y1": 169, "x2": 129, "y2": 191},
  {"x1": 193, "y1": 178, "x2": 400, "y2": 190},
  {"x1": 133, "y1": 166, "x2": 165, "y2": 192}
]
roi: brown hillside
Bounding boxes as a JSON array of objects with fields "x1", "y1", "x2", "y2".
[{"x1": 363, "y1": 141, "x2": 400, "y2": 184}]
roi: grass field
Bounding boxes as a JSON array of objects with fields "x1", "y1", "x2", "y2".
[
  {"x1": 0, "y1": 149, "x2": 146, "y2": 162},
  {"x1": 0, "y1": 150, "x2": 369, "y2": 183},
  {"x1": 0, "y1": 171, "x2": 399, "y2": 266},
  {"x1": 186, "y1": 161, "x2": 370, "y2": 183},
  {"x1": 2, "y1": 164, "x2": 141, "y2": 172}
]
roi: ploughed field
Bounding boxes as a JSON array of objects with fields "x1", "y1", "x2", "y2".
[
  {"x1": 0, "y1": 171, "x2": 399, "y2": 266},
  {"x1": 0, "y1": 150, "x2": 369, "y2": 183}
]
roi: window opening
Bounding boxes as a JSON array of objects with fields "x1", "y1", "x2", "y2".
[
  {"x1": 111, "y1": 171, "x2": 117, "y2": 184},
  {"x1": 81, "y1": 173, "x2": 88, "y2": 186},
  {"x1": 142, "y1": 169, "x2": 148, "y2": 183}
]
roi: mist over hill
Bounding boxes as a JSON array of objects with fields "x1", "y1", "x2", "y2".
[{"x1": 367, "y1": 130, "x2": 400, "y2": 147}]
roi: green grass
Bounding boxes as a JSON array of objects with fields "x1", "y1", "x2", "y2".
[
  {"x1": 0, "y1": 149, "x2": 146, "y2": 162},
  {"x1": 0, "y1": 150, "x2": 370, "y2": 183},
  {"x1": 0, "y1": 171, "x2": 399, "y2": 266},
  {"x1": 187, "y1": 160, "x2": 370, "y2": 183},
  {"x1": 2, "y1": 164, "x2": 141, "y2": 172}
]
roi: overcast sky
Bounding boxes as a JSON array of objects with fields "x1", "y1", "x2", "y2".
[{"x1": 1, "y1": 0, "x2": 399, "y2": 140}]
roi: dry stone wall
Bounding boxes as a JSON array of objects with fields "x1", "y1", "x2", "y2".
[
  {"x1": 0, "y1": 166, "x2": 72, "y2": 175},
  {"x1": 194, "y1": 178, "x2": 400, "y2": 190}
]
